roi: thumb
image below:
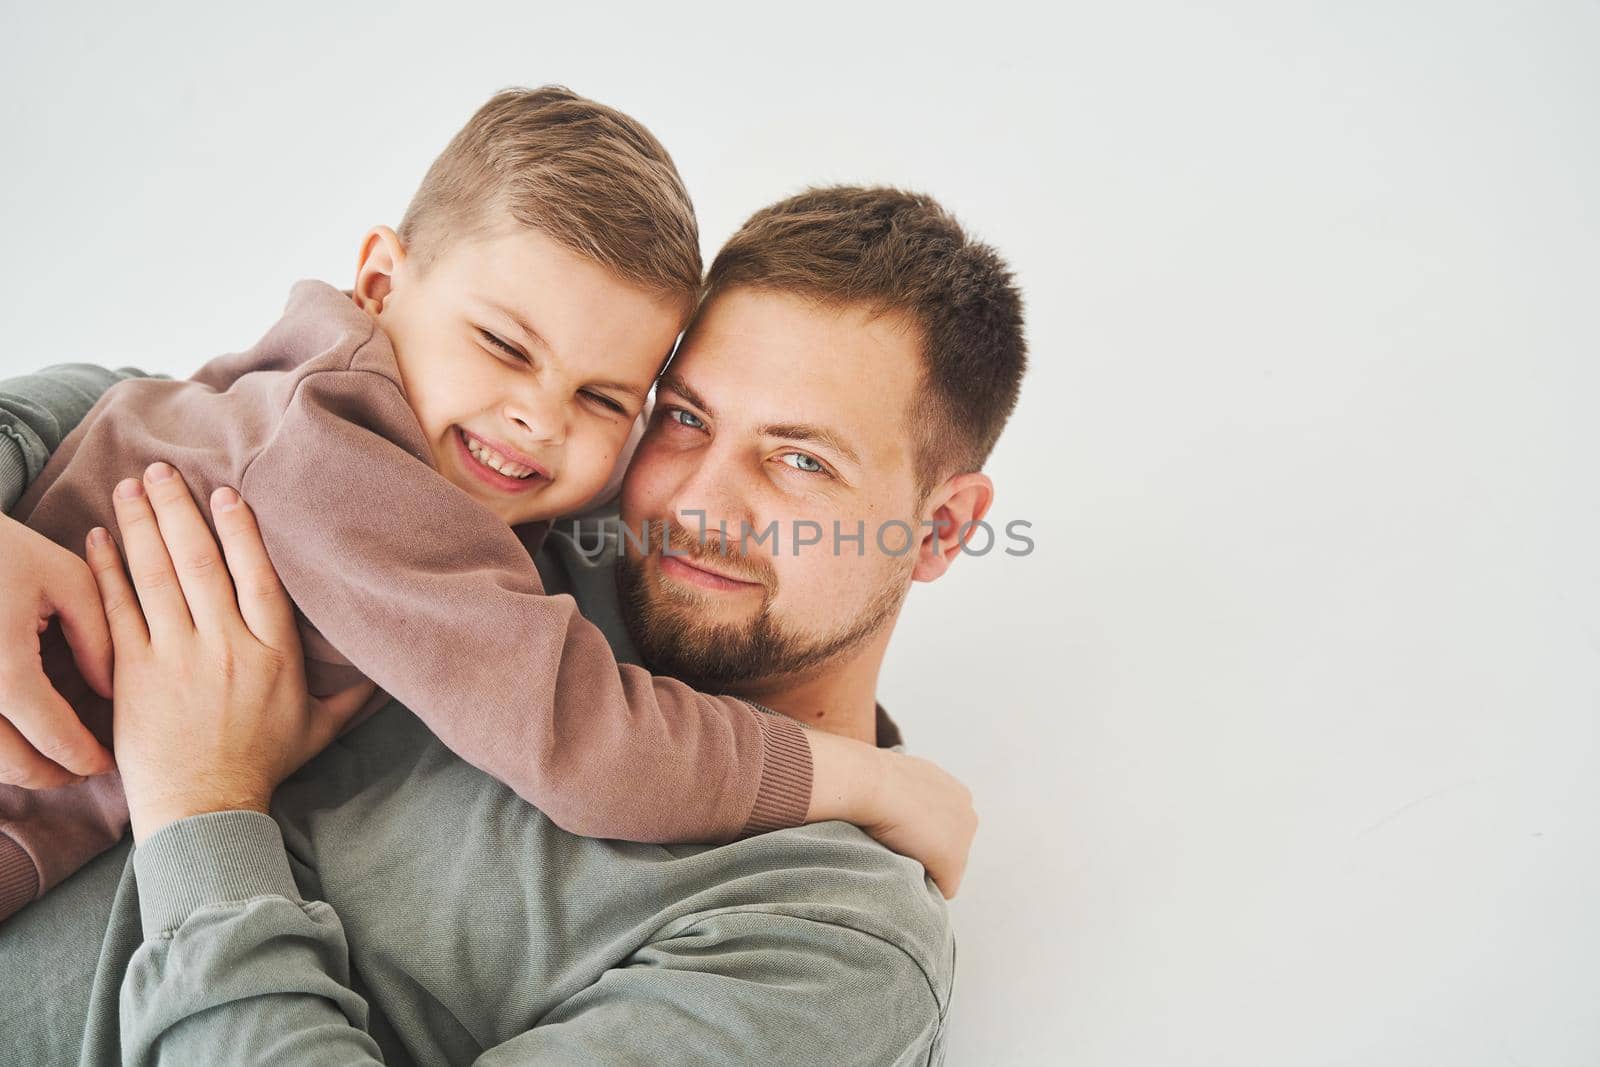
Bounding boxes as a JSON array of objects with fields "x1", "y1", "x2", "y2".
[
  {"x1": 48, "y1": 561, "x2": 114, "y2": 701},
  {"x1": 2, "y1": 669, "x2": 115, "y2": 780},
  {"x1": 309, "y1": 680, "x2": 379, "y2": 746}
]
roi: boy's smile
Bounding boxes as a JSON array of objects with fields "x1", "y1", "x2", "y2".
[
  {"x1": 451, "y1": 426, "x2": 552, "y2": 493},
  {"x1": 349, "y1": 220, "x2": 685, "y2": 527}
]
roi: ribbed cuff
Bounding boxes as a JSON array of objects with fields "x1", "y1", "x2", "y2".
[
  {"x1": 0, "y1": 830, "x2": 40, "y2": 921},
  {"x1": 132, "y1": 810, "x2": 302, "y2": 937},
  {"x1": 740, "y1": 711, "x2": 814, "y2": 836},
  {"x1": 0, "y1": 431, "x2": 28, "y2": 513}
]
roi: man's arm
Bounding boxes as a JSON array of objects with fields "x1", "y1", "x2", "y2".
[
  {"x1": 123, "y1": 812, "x2": 384, "y2": 1065},
  {"x1": 0, "y1": 363, "x2": 156, "y2": 511},
  {"x1": 123, "y1": 811, "x2": 945, "y2": 1066}
]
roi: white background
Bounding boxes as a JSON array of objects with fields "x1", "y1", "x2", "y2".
[{"x1": 3, "y1": 2, "x2": 1596, "y2": 1064}]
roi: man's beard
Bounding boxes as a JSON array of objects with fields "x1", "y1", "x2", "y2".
[{"x1": 617, "y1": 519, "x2": 909, "y2": 693}]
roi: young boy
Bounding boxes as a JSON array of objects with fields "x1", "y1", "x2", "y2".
[{"x1": 0, "y1": 87, "x2": 973, "y2": 923}]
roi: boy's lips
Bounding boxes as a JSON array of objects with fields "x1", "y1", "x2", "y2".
[{"x1": 453, "y1": 427, "x2": 551, "y2": 494}]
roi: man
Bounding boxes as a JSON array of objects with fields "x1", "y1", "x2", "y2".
[{"x1": 0, "y1": 186, "x2": 1026, "y2": 1063}]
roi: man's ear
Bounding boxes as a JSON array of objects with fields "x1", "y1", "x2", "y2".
[
  {"x1": 353, "y1": 226, "x2": 406, "y2": 315},
  {"x1": 912, "y1": 472, "x2": 995, "y2": 583}
]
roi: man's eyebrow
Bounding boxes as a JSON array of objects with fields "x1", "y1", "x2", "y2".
[
  {"x1": 757, "y1": 422, "x2": 862, "y2": 467},
  {"x1": 656, "y1": 374, "x2": 715, "y2": 418}
]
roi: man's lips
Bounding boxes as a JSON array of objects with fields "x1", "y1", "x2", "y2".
[{"x1": 658, "y1": 553, "x2": 763, "y2": 592}]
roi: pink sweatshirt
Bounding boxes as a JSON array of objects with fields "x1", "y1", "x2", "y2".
[{"x1": 0, "y1": 281, "x2": 812, "y2": 921}]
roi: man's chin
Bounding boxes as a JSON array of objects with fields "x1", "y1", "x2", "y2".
[{"x1": 642, "y1": 584, "x2": 759, "y2": 636}]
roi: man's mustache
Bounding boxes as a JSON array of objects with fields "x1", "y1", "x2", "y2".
[{"x1": 644, "y1": 518, "x2": 775, "y2": 591}]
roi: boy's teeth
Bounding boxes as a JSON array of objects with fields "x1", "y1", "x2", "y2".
[{"x1": 465, "y1": 436, "x2": 535, "y2": 479}]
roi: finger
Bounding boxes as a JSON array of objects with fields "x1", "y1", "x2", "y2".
[
  {"x1": 0, "y1": 668, "x2": 108, "y2": 783},
  {"x1": 0, "y1": 713, "x2": 82, "y2": 790},
  {"x1": 210, "y1": 488, "x2": 297, "y2": 649},
  {"x1": 85, "y1": 523, "x2": 151, "y2": 653},
  {"x1": 0, "y1": 603, "x2": 112, "y2": 776},
  {"x1": 46, "y1": 554, "x2": 115, "y2": 702},
  {"x1": 111, "y1": 476, "x2": 193, "y2": 640},
  {"x1": 142, "y1": 462, "x2": 243, "y2": 636},
  {"x1": 307, "y1": 681, "x2": 378, "y2": 750}
]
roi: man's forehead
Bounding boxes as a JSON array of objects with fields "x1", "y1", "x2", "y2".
[{"x1": 667, "y1": 289, "x2": 923, "y2": 444}]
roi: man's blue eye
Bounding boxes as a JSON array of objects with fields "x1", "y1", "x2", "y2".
[
  {"x1": 781, "y1": 452, "x2": 825, "y2": 474},
  {"x1": 670, "y1": 409, "x2": 705, "y2": 430}
]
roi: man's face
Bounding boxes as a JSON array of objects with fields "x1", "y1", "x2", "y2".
[
  {"x1": 619, "y1": 287, "x2": 927, "y2": 691},
  {"x1": 374, "y1": 226, "x2": 682, "y2": 526}
]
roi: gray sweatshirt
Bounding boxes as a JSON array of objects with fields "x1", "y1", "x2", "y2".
[{"x1": 0, "y1": 366, "x2": 954, "y2": 1066}]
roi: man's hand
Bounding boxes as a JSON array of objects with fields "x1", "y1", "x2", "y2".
[
  {"x1": 806, "y1": 730, "x2": 978, "y2": 898},
  {"x1": 84, "y1": 463, "x2": 373, "y2": 843},
  {"x1": 0, "y1": 511, "x2": 115, "y2": 788}
]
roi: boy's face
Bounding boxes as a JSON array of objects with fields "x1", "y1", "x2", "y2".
[{"x1": 356, "y1": 223, "x2": 683, "y2": 526}]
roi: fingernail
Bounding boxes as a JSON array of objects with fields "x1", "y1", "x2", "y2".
[
  {"x1": 88, "y1": 526, "x2": 110, "y2": 547},
  {"x1": 115, "y1": 478, "x2": 144, "y2": 500},
  {"x1": 213, "y1": 487, "x2": 240, "y2": 511},
  {"x1": 146, "y1": 462, "x2": 174, "y2": 482}
]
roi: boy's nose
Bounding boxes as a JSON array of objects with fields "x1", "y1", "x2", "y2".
[{"x1": 505, "y1": 395, "x2": 565, "y2": 446}]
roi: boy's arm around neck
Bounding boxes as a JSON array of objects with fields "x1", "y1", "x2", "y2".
[{"x1": 240, "y1": 360, "x2": 814, "y2": 843}]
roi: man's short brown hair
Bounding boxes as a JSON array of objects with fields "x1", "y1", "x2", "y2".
[
  {"x1": 703, "y1": 186, "x2": 1026, "y2": 495},
  {"x1": 399, "y1": 86, "x2": 702, "y2": 315}
]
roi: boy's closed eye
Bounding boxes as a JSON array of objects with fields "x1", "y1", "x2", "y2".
[{"x1": 478, "y1": 328, "x2": 631, "y2": 417}]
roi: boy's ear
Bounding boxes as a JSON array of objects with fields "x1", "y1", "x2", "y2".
[
  {"x1": 911, "y1": 471, "x2": 995, "y2": 584},
  {"x1": 353, "y1": 226, "x2": 406, "y2": 315}
]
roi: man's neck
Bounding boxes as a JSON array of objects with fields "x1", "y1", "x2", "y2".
[{"x1": 729, "y1": 627, "x2": 892, "y2": 746}]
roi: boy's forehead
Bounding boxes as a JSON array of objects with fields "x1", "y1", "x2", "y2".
[{"x1": 443, "y1": 227, "x2": 577, "y2": 296}]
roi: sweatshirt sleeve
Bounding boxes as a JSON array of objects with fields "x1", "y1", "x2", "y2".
[
  {"x1": 123, "y1": 811, "x2": 384, "y2": 1066},
  {"x1": 478, "y1": 911, "x2": 946, "y2": 1065},
  {"x1": 240, "y1": 366, "x2": 814, "y2": 842},
  {"x1": 0, "y1": 363, "x2": 158, "y2": 512}
]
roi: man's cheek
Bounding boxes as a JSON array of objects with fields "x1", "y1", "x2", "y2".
[{"x1": 620, "y1": 451, "x2": 672, "y2": 521}]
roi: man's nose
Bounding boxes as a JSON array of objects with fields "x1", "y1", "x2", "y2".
[{"x1": 669, "y1": 453, "x2": 753, "y2": 550}]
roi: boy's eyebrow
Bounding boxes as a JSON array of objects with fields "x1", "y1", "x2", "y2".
[
  {"x1": 484, "y1": 301, "x2": 646, "y2": 400},
  {"x1": 592, "y1": 379, "x2": 647, "y2": 401},
  {"x1": 484, "y1": 301, "x2": 553, "y2": 355}
]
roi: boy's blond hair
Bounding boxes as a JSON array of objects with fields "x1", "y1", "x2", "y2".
[{"x1": 399, "y1": 86, "x2": 702, "y2": 314}]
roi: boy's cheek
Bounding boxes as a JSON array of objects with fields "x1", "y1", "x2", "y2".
[{"x1": 562, "y1": 423, "x2": 642, "y2": 513}]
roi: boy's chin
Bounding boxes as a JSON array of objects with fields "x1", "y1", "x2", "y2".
[{"x1": 454, "y1": 480, "x2": 572, "y2": 526}]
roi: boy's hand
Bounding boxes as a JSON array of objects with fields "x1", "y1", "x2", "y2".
[
  {"x1": 805, "y1": 730, "x2": 977, "y2": 899},
  {"x1": 859, "y1": 750, "x2": 978, "y2": 899},
  {"x1": 0, "y1": 511, "x2": 116, "y2": 788}
]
